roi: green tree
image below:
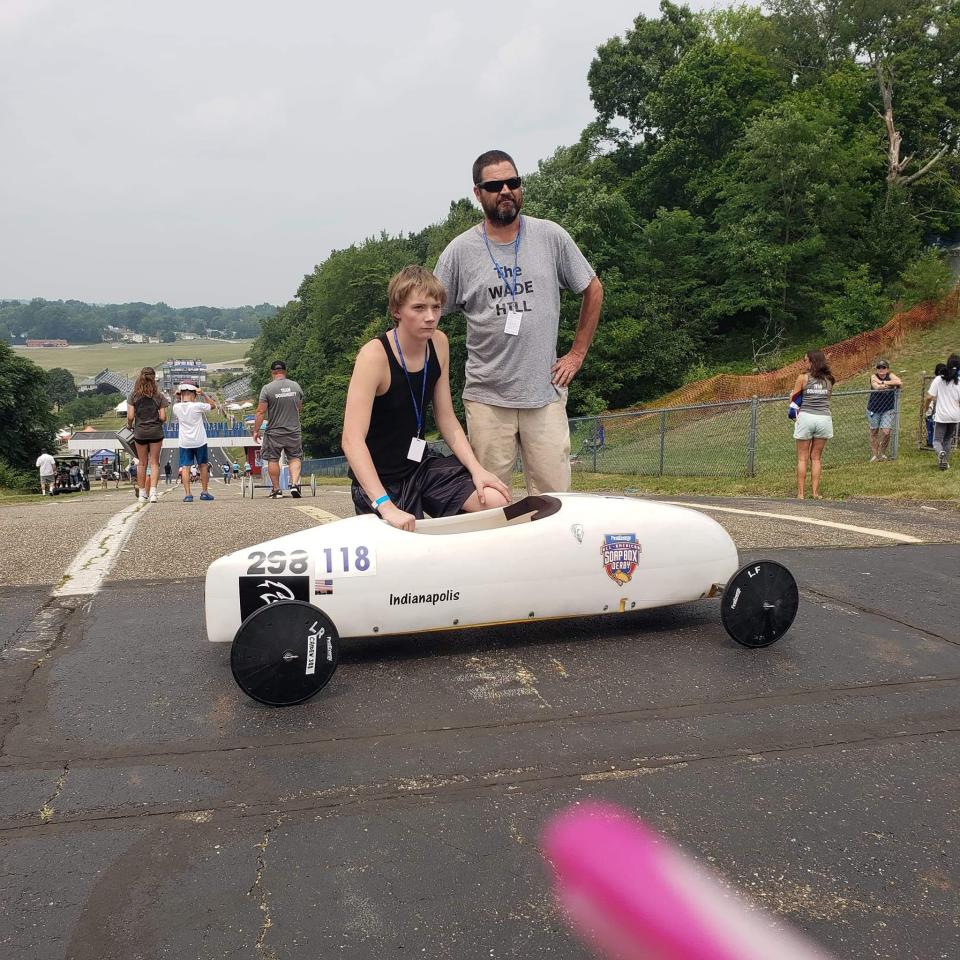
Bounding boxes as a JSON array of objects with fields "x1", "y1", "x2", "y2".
[
  {"x1": 45, "y1": 367, "x2": 77, "y2": 410},
  {"x1": 891, "y1": 248, "x2": 956, "y2": 308},
  {"x1": 588, "y1": 1, "x2": 702, "y2": 139},
  {"x1": 821, "y1": 264, "x2": 890, "y2": 342},
  {"x1": 0, "y1": 342, "x2": 57, "y2": 470},
  {"x1": 711, "y1": 92, "x2": 876, "y2": 341}
]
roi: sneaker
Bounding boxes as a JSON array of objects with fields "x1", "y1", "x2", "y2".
[
  {"x1": 869, "y1": 455, "x2": 878, "y2": 462},
  {"x1": 268, "y1": 489, "x2": 283, "y2": 499},
  {"x1": 289, "y1": 485, "x2": 301, "y2": 499},
  {"x1": 199, "y1": 491, "x2": 214, "y2": 501},
  {"x1": 937, "y1": 451, "x2": 947, "y2": 470},
  {"x1": 183, "y1": 494, "x2": 194, "y2": 502},
  {"x1": 149, "y1": 490, "x2": 158, "y2": 503},
  {"x1": 138, "y1": 492, "x2": 148, "y2": 502}
]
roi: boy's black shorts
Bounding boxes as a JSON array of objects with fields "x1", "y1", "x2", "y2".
[{"x1": 351, "y1": 454, "x2": 475, "y2": 519}]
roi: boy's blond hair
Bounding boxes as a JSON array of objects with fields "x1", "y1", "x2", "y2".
[{"x1": 387, "y1": 265, "x2": 447, "y2": 321}]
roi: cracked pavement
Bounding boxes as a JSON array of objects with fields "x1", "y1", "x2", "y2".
[{"x1": 1, "y1": 483, "x2": 959, "y2": 958}]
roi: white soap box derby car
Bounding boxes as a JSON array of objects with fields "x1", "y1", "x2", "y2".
[{"x1": 205, "y1": 493, "x2": 799, "y2": 706}]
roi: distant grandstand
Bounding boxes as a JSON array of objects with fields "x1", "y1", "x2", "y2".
[
  {"x1": 221, "y1": 375, "x2": 252, "y2": 402},
  {"x1": 77, "y1": 369, "x2": 135, "y2": 396},
  {"x1": 161, "y1": 359, "x2": 207, "y2": 391}
]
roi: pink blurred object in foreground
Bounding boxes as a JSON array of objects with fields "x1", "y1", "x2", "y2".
[{"x1": 542, "y1": 803, "x2": 834, "y2": 960}]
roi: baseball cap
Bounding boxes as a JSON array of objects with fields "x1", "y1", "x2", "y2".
[
  {"x1": 270, "y1": 360, "x2": 287, "y2": 371},
  {"x1": 176, "y1": 382, "x2": 198, "y2": 393},
  {"x1": 875, "y1": 359, "x2": 889, "y2": 368}
]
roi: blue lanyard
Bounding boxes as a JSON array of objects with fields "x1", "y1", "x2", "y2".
[
  {"x1": 392, "y1": 330, "x2": 429, "y2": 437},
  {"x1": 481, "y1": 215, "x2": 523, "y2": 302}
]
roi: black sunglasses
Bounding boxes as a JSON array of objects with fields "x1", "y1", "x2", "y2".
[{"x1": 476, "y1": 176, "x2": 522, "y2": 193}]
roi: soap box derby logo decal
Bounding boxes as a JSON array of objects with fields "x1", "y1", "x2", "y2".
[
  {"x1": 602, "y1": 534, "x2": 641, "y2": 585},
  {"x1": 239, "y1": 576, "x2": 310, "y2": 622}
]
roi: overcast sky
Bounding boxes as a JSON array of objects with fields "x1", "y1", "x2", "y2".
[{"x1": 1, "y1": 0, "x2": 714, "y2": 307}]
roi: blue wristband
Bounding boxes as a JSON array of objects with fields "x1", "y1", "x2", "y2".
[{"x1": 372, "y1": 494, "x2": 390, "y2": 510}]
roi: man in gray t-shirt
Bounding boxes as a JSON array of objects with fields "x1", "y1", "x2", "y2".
[
  {"x1": 254, "y1": 360, "x2": 305, "y2": 499},
  {"x1": 434, "y1": 149, "x2": 603, "y2": 495}
]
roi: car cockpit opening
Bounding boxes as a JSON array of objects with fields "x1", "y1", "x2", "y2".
[{"x1": 412, "y1": 494, "x2": 563, "y2": 536}]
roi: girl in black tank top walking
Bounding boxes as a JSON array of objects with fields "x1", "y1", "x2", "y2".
[
  {"x1": 790, "y1": 349, "x2": 835, "y2": 499},
  {"x1": 342, "y1": 266, "x2": 511, "y2": 530}
]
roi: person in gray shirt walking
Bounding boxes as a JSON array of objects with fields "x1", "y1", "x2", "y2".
[
  {"x1": 253, "y1": 360, "x2": 304, "y2": 499},
  {"x1": 434, "y1": 149, "x2": 603, "y2": 495}
]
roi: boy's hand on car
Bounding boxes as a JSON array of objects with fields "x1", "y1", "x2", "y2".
[{"x1": 378, "y1": 501, "x2": 416, "y2": 532}]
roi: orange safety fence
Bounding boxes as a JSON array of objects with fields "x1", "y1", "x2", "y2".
[{"x1": 645, "y1": 287, "x2": 960, "y2": 411}]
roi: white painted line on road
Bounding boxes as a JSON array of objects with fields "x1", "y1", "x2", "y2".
[
  {"x1": 664, "y1": 501, "x2": 923, "y2": 544},
  {"x1": 52, "y1": 499, "x2": 149, "y2": 597},
  {"x1": 293, "y1": 505, "x2": 340, "y2": 524}
]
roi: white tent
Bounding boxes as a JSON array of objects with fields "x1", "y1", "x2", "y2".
[
  {"x1": 114, "y1": 399, "x2": 128, "y2": 415},
  {"x1": 238, "y1": 401, "x2": 254, "y2": 409},
  {"x1": 226, "y1": 402, "x2": 243, "y2": 411}
]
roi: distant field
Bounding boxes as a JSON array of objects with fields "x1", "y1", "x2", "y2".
[{"x1": 12, "y1": 339, "x2": 253, "y2": 379}]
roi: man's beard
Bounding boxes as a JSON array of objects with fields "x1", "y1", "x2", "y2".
[{"x1": 486, "y1": 196, "x2": 520, "y2": 225}]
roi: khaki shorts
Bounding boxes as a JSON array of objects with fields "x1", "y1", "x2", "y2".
[{"x1": 464, "y1": 394, "x2": 570, "y2": 495}]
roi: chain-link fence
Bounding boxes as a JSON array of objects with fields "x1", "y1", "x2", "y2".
[
  {"x1": 569, "y1": 388, "x2": 901, "y2": 479},
  {"x1": 301, "y1": 455, "x2": 349, "y2": 477},
  {"x1": 296, "y1": 389, "x2": 903, "y2": 483}
]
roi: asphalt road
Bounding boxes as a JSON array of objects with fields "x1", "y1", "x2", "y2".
[{"x1": 1, "y1": 484, "x2": 959, "y2": 959}]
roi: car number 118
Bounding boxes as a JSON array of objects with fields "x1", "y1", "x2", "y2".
[{"x1": 321, "y1": 544, "x2": 376, "y2": 578}]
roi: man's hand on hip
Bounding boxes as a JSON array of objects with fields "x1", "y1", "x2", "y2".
[{"x1": 551, "y1": 350, "x2": 585, "y2": 388}]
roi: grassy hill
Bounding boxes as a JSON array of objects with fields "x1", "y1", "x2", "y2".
[
  {"x1": 13, "y1": 339, "x2": 253, "y2": 379},
  {"x1": 571, "y1": 310, "x2": 960, "y2": 503}
]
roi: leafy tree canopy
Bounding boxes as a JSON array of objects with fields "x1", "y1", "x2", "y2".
[{"x1": 251, "y1": 0, "x2": 960, "y2": 455}]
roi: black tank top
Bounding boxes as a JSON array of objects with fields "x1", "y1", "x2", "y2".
[{"x1": 352, "y1": 333, "x2": 441, "y2": 484}]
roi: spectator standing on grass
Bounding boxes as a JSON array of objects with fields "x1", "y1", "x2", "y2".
[
  {"x1": 926, "y1": 354, "x2": 960, "y2": 471},
  {"x1": 867, "y1": 359, "x2": 902, "y2": 461},
  {"x1": 253, "y1": 361, "x2": 304, "y2": 499},
  {"x1": 925, "y1": 364, "x2": 947, "y2": 448},
  {"x1": 127, "y1": 457, "x2": 138, "y2": 485},
  {"x1": 36, "y1": 450, "x2": 56, "y2": 496},
  {"x1": 126, "y1": 367, "x2": 167, "y2": 503},
  {"x1": 791, "y1": 350, "x2": 834, "y2": 500},
  {"x1": 433, "y1": 149, "x2": 603, "y2": 496},
  {"x1": 173, "y1": 383, "x2": 216, "y2": 502}
]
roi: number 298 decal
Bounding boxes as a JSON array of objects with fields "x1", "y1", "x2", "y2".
[{"x1": 246, "y1": 549, "x2": 309, "y2": 576}]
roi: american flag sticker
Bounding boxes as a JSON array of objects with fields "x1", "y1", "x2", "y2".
[{"x1": 314, "y1": 579, "x2": 334, "y2": 595}]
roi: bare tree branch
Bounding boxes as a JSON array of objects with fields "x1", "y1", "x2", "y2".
[{"x1": 901, "y1": 146, "x2": 949, "y2": 186}]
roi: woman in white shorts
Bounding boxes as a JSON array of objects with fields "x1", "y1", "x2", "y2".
[{"x1": 791, "y1": 349, "x2": 835, "y2": 499}]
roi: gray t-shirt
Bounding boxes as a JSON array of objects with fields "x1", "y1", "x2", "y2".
[
  {"x1": 802, "y1": 376, "x2": 832, "y2": 415},
  {"x1": 259, "y1": 377, "x2": 303, "y2": 435},
  {"x1": 434, "y1": 215, "x2": 595, "y2": 408}
]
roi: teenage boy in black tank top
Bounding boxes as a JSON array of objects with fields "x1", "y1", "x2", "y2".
[{"x1": 342, "y1": 266, "x2": 511, "y2": 531}]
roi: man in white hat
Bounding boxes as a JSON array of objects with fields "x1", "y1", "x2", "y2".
[{"x1": 172, "y1": 383, "x2": 217, "y2": 502}]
